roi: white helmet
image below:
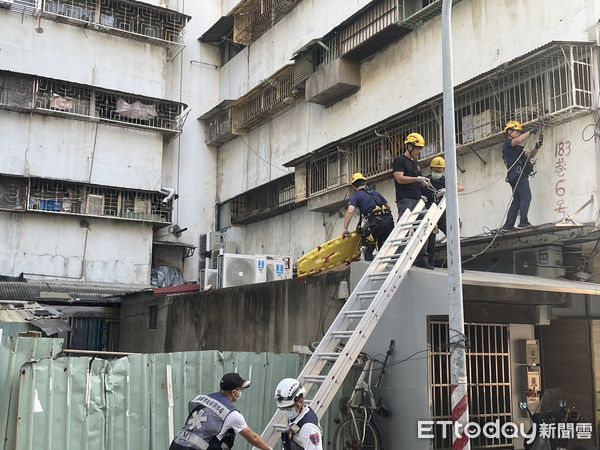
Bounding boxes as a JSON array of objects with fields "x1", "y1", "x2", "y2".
[{"x1": 274, "y1": 378, "x2": 305, "y2": 408}]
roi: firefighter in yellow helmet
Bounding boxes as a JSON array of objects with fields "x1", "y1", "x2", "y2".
[
  {"x1": 422, "y1": 156, "x2": 464, "y2": 266},
  {"x1": 500, "y1": 120, "x2": 543, "y2": 232},
  {"x1": 343, "y1": 172, "x2": 394, "y2": 261},
  {"x1": 392, "y1": 132, "x2": 434, "y2": 269}
]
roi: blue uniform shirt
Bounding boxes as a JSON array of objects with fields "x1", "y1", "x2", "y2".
[{"x1": 348, "y1": 188, "x2": 388, "y2": 216}]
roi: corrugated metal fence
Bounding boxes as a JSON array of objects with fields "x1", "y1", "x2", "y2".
[{"x1": 1, "y1": 336, "x2": 357, "y2": 450}]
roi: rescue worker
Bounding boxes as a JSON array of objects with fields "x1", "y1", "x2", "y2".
[
  {"x1": 392, "y1": 132, "x2": 434, "y2": 269},
  {"x1": 275, "y1": 378, "x2": 323, "y2": 450},
  {"x1": 170, "y1": 372, "x2": 273, "y2": 450},
  {"x1": 342, "y1": 172, "x2": 394, "y2": 261},
  {"x1": 422, "y1": 156, "x2": 464, "y2": 266},
  {"x1": 500, "y1": 120, "x2": 543, "y2": 232}
]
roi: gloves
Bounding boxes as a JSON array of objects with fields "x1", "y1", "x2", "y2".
[
  {"x1": 416, "y1": 176, "x2": 432, "y2": 187},
  {"x1": 530, "y1": 128, "x2": 538, "y2": 135},
  {"x1": 534, "y1": 131, "x2": 544, "y2": 150},
  {"x1": 437, "y1": 188, "x2": 446, "y2": 197}
]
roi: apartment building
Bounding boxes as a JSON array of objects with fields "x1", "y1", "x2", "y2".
[{"x1": 200, "y1": 0, "x2": 600, "y2": 265}]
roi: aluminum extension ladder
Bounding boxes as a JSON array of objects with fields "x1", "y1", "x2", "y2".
[{"x1": 258, "y1": 197, "x2": 447, "y2": 447}]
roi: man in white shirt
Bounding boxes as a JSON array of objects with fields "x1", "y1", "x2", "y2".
[
  {"x1": 170, "y1": 372, "x2": 272, "y2": 450},
  {"x1": 275, "y1": 378, "x2": 323, "y2": 450}
]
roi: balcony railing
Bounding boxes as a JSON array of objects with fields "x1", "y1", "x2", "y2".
[
  {"x1": 4, "y1": 0, "x2": 189, "y2": 48},
  {"x1": 0, "y1": 176, "x2": 173, "y2": 224},
  {"x1": 0, "y1": 71, "x2": 185, "y2": 135},
  {"x1": 229, "y1": 175, "x2": 297, "y2": 225},
  {"x1": 230, "y1": 65, "x2": 302, "y2": 132},
  {"x1": 300, "y1": 42, "x2": 598, "y2": 198},
  {"x1": 199, "y1": 101, "x2": 236, "y2": 147},
  {"x1": 233, "y1": 0, "x2": 302, "y2": 46}
]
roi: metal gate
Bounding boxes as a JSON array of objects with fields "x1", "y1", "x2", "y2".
[{"x1": 429, "y1": 321, "x2": 512, "y2": 449}]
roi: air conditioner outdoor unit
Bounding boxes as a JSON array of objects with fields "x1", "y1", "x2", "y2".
[
  {"x1": 86, "y1": 194, "x2": 104, "y2": 216},
  {"x1": 513, "y1": 246, "x2": 565, "y2": 279},
  {"x1": 256, "y1": 255, "x2": 293, "y2": 281},
  {"x1": 201, "y1": 269, "x2": 219, "y2": 289},
  {"x1": 218, "y1": 254, "x2": 267, "y2": 288}
]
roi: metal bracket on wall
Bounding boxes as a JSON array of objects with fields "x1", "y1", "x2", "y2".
[{"x1": 467, "y1": 145, "x2": 487, "y2": 165}]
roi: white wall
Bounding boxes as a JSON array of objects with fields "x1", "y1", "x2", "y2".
[
  {"x1": 0, "y1": 112, "x2": 163, "y2": 191},
  {"x1": 0, "y1": 10, "x2": 168, "y2": 99},
  {"x1": 0, "y1": 213, "x2": 153, "y2": 284},
  {"x1": 161, "y1": 1, "x2": 221, "y2": 282},
  {"x1": 217, "y1": 0, "x2": 597, "y2": 196}
]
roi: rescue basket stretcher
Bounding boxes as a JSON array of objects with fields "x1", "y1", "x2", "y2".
[{"x1": 296, "y1": 231, "x2": 362, "y2": 277}]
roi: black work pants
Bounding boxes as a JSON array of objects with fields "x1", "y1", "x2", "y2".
[
  {"x1": 362, "y1": 213, "x2": 394, "y2": 261},
  {"x1": 396, "y1": 197, "x2": 428, "y2": 261},
  {"x1": 427, "y1": 211, "x2": 446, "y2": 266}
]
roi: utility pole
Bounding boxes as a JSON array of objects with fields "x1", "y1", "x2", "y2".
[{"x1": 441, "y1": 1, "x2": 470, "y2": 450}]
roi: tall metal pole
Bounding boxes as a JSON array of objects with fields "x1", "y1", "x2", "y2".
[{"x1": 441, "y1": 1, "x2": 470, "y2": 450}]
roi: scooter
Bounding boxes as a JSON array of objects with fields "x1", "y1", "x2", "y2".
[{"x1": 519, "y1": 389, "x2": 579, "y2": 450}]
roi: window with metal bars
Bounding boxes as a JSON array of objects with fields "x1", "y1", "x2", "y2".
[
  {"x1": 0, "y1": 70, "x2": 184, "y2": 134},
  {"x1": 25, "y1": 177, "x2": 172, "y2": 223},
  {"x1": 301, "y1": 43, "x2": 597, "y2": 199},
  {"x1": 233, "y1": 0, "x2": 301, "y2": 46},
  {"x1": 40, "y1": 0, "x2": 190, "y2": 45},
  {"x1": 228, "y1": 175, "x2": 296, "y2": 225},
  {"x1": 0, "y1": 175, "x2": 28, "y2": 211},
  {"x1": 429, "y1": 321, "x2": 512, "y2": 449},
  {"x1": 307, "y1": 152, "x2": 348, "y2": 197}
]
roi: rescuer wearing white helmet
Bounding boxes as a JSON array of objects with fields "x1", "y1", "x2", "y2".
[{"x1": 274, "y1": 378, "x2": 323, "y2": 450}]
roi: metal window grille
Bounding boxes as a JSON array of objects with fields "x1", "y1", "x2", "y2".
[
  {"x1": 230, "y1": 175, "x2": 296, "y2": 225},
  {"x1": 205, "y1": 108, "x2": 234, "y2": 146},
  {"x1": 0, "y1": 73, "x2": 35, "y2": 111},
  {"x1": 231, "y1": 65, "x2": 302, "y2": 131},
  {"x1": 401, "y1": 0, "x2": 445, "y2": 27},
  {"x1": 0, "y1": 71, "x2": 184, "y2": 134},
  {"x1": 27, "y1": 178, "x2": 172, "y2": 223},
  {"x1": 340, "y1": 0, "x2": 400, "y2": 56},
  {"x1": 429, "y1": 321, "x2": 512, "y2": 449},
  {"x1": 41, "y1": 0, "x2": 189, "y2": 45},
  {"x1": 234, "y1": 0, "x2": 301, "y2": 45},
  {"x1": 307, "y1": 152, "x2": 348, "y2": 196},
  {"x1": 10, "y1": 0, "x2": 38, "y2": 14},
  {"x1": 36, "y1": 78, "x2": 92, "y2": 117},
  {"x1": 302, "y1": 43, "x2": 597, "y2": 199},
  {"x1": 0, "y1": 175, "x2": 28, "y2": 211}
]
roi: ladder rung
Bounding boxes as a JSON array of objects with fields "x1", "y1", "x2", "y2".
[
  {"x1": 272, "y1": 424, "x2": 288, "y2": 432},
  {"x1": 378, "y1": 254, "x2": 401, "y2": 261},
  {"x1": 356, "y1": 290, "x2": 378, "y2": 297},
  {"x1": 368, "y1": 271, "x2": 391, "y2": 279},
  {"x1": 318, "y1": 352, "x2": 341, "y2": 361},
  {"x1": 303, "y1": 375, "x2": 327, "y2": 383},
  {"x1": 398, "y1": 220, "x2": 422, "y2": 227},
  {"x1": 343, "y1": 310, "x2": 367, "y2": 318},
  {"x1": 388, "y1": 237, "x2": 411, "y2": 244},
  {"x1": 331, "y1": 331, "x2": 354, "y2": 337}
]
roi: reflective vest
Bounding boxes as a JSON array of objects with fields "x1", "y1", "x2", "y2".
[
  {"x1": 281, "y1": 407, "x2": 320, "y2": 450},
  {"x1": 173, "y1": 392, "x2": 238, "y2": 450}
]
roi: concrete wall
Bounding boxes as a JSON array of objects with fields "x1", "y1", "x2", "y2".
[
  {"x1": 0, "y1": 10, "x2": 168, "y2": 99},
  {"x1": 119, "y1": 269, "x2": 349, "y2": 353},
  {"x1": 0, "y1": 112, "x2": 163, "y2": 191},
  {"x1": 0, "y1": 213, "x2": 153, "y2": 284}
]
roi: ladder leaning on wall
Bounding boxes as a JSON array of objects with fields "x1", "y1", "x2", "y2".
[{"x1": 258, "y1": 197, "x2": 447, "y2": 447}]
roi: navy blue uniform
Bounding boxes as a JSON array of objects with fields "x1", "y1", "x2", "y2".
[
  {"x1": 348, "y1": 187, "x2": 393, "y2": 261},
  {"x1": 502, "y1": 138, "x2": 532, "y2": 228},
  {"x1": 422, "y1": 176, "x2": 447, "y2": 266}
]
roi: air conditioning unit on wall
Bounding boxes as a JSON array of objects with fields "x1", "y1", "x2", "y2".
[
  {"x1": 200, "y1": 269, "x2": 219, "y2": 289},
  {"x1": 513, "y1": 246, "x2": 565, "y2": 279},
  {"x1": 218, "y1": 254, "x2": 267, "y2": 288},
  {"x1": 256, "y1": 255, "x2": 293, "y2": 281}
]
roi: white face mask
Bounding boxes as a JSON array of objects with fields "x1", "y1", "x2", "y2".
[
  {"x1": 430, "y1": 171, "x2": 443, "y2": 180},
  {"x1": 283, "y1": 408, "x2": 299, "y2": 420}
]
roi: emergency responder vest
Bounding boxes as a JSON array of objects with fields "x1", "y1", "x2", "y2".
[
  {"x1": 281, "y1": 407, "x2": 320, "y2": 450},
  {"x1": 173, "y1": 392, "x2": 238, "y2": 450}
]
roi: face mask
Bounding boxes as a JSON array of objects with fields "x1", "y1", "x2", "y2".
[
  {"x1": 283, "y1": 408, "x2": 299, "y2": 420},
  {"x1": 430, "y1": 171, "x2": 443, "y2": 180}
]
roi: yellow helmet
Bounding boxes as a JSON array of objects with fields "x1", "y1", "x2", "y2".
[
  {"x1": 504, "y1": 120, "x2": 523, "y2": 132},
  {"x1": 351, "y1": 172, "x2": 366, "y2": 185},
  {"x1": 404, "y1": 132, "x2": 425, "y2": 148},
  {"x1": 430, "y1": 156, "x2": 445, "y2": 169}
]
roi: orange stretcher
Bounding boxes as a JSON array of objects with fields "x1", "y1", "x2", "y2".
[{"x1": 296, "y1": 231, "x2": 362, "y2": 277}]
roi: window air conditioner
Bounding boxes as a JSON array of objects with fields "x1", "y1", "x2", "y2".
[
  {"x1": 513, "y1": 246, "x2": 565, "y2": 279},
  {"x1": 218, "y1": 254, "x2": 267, "y2": 288},
  {"x1": 256, "y1": 254, "x2": 293, "y2": 281},
  {"x1": 86, "y1": 194, "x2": 104, "y2": 216}
]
